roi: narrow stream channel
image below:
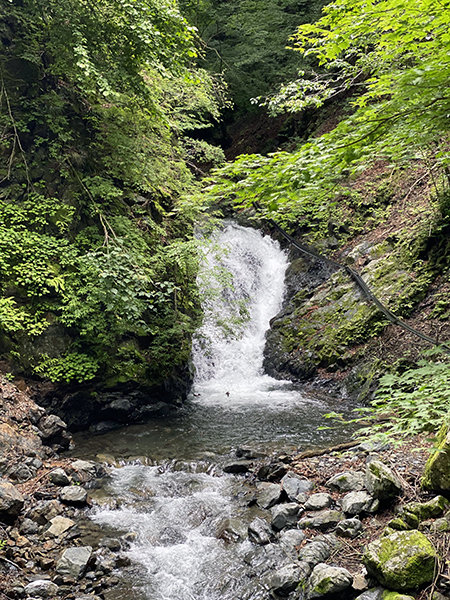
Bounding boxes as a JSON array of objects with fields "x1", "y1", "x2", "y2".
[{"x1": 74, "y1": 222, "x2": 357, "y2": 599}]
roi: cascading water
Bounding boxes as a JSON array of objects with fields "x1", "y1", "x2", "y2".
[
  {"x1": 192, "y1": 221, "x2": 295, "y2": 405},
  {"x1": 83, "y1": 222, "x2": 356, "y2": 600}
]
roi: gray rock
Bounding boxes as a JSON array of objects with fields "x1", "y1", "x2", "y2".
[
  {"x1": 38, "y1": 414, "x2": 67, "y2": 440},
  {"x1": 305, "y1": 493, "x2": 333, "y2": 511},
  {"x1": 281, "y1": 473, "x2": 313, "y2": 502},
  {"x1": 256, "y1": 462, "x2": 287, "y2": 482},
  {"x1": 59, "y1": 486, "x2": 88, "y2": 505},
  {"x1": 70, "y1": 460, "x2": 103, "y2": 480},
  {"x1": 56, "y1": 546, "x2": 93, "y2": 579},
  {"x1": 278, "y1": 529, "x2": 306, "y2": 557},
  {"x1": 336, "y1": 518, "x2": 364, "y2": 539},
  {"x1": 9, "y1": 464, "x2": 35, "y2": 482},
  {"x1": 298, "y1": 540, "x2": 331, "y2": 566},
  {"x1": 256, "y1": 482, "x2": 282, "y2": 509},
  {"x1": 326, "y1": 471, "x2": 365, "y2": 492},
  {"x1": 365, "y1": 460, "x2": 403, "y2": 501},
  {"x1": 25, "y1": 499, "x2": 63, "y2": 524},
  {"x1": 20, "y1": 518, "x2": 39, "y2": 535},
  {"x1": 223, "y1": 460, "x2": 253, "y2": 474},
  {"x1": 248, "y1": 517, "x2": 273, "y2": 545},
  {"x1": 307, "y1": 563, "x2": 353, "y2": 598},
  {"x1": 341, "y1": 491, "x2": 379, "y2": 515},
  {"x1": 358, "y1": 440, "x2": 391, "y2": 452},
  {"x1": 271, "y1": 502, "x2": 302, "y2": 531},
  {"x1": 217, "y1": 518, "x2": 247, "y2": 543},
  {"x1": 46, "y1": 516, "x2": 75, "y2": 537},
  {"x1": 298, "y1": 510, "x2": 344, "y2": 531},
  {"x1": 244, "y1": 543, "x2": 290, "y2": 574},
  {"x1": 0, "y1": 478, "x2": 24, "y2": 520},
  {"x1": 49, "y1": 468, "x2": 70, "y2": 486},
  {"x1": 266, "y1": 562, "x2": 311, "y2": 596},
  {"x1": 354, "y1": 586, "x2": 386, "y2": 600},
  {"x1": 24, "y1": 580, "x2": 59, "y2": 598}
]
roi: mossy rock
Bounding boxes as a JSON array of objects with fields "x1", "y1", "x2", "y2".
[
  {"x1": 422, "y1": 422, "x2": 450, "y2": 492},
  {"x1": 401, "y1": 496, "x2": 450, "y2": 522},
  {"x1": 363, "y1": 530, "x2": 437, "y2": 590},
  {"x1": 387, "y1": 517, "x2": 412, "y2": 531},
  {"x1": 381, "y1": 593, "x2": 415, "y2": 600}
]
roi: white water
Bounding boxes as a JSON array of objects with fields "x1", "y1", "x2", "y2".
[
  {"x1": 87, "y1": 223, "x2": 355, "y2": 600},
  {"x1": 192, "y1": 221, "x2": 298, "y2": 406}
]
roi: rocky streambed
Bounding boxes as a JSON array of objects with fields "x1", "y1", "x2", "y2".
[{"x1": 1, "y1": 373, "x2": 450, "y2": 600}]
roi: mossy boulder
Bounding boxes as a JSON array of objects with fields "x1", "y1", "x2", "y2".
[
  {"x1": 363, "y1": 530, "x2": 437, "y2": 590},
  {"x1": 401, "y1": 496, "x2": 450, "y2": 522},
  {"x1": 422, "y1": 422, "x2": 450, "y2": 492},
  {"x1": 307, "y1": 563, "x2": 353, "y2": 598}
]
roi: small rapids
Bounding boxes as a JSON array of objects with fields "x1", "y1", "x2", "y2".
[{"x1": 81, "y1": 222, "x2": 357, "y2": 599}]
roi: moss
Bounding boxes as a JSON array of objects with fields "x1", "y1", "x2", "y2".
[
  {"x1": 382, "y1": 592, "x2": 415, "y2": 600},
  {"x1": 422, "y1": 422, "x2": 450, "y2": 492},
  {"x1": 388, "y1": 518, "x2": 412, "y2": 531},
  {"x1": 312, "y1": 576, "x2": 332, "y2": 595},
  {"x1": 402, "y1": 496, "x2": 450, "y2": 521},
  {"x1": 363, "y1": 530, "x2": 437, "y2": 590}
]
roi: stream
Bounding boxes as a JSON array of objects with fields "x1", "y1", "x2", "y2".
[{"x1": 74, "y1": 222, "x2": 357, "y2": 600}]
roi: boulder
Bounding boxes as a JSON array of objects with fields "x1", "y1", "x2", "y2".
[
  {"x1": 49, "y1": 468, "x2": 70, "y2": 486},
  {"x1": 70, "y1": 460, "x2": 105, "y2": 481},
  {"x1": 59, "y1": 486, "x2": 88, "y2": 505},
  {"x1": 363, "y1": 530, "x2": 437, "y2": 590},
  {"x1": 281, "y1": 473, "x2": 313, "y2": 502},
  {"x1": 305, "y1": 493, "x2": 333, "y2": 511},
  {"x1": 56, "y1": 546, "x2": 93, "y2": 579},
  {"x1": 266, "y1": 562, "x2": 311, "y2": 596},
  {"x1": 298, "y1": 510, "x2": 344, "y2": 531},
  {"x1": 24, "y1": 580, "x2": 59, "y2": 598},
  {"x1": 278, "y1": 529, "x2": 306, "y2": 557},
  {"x1": 271, "y1": 502, "x2": 302, "y2": 531},
  {"x1": 256, "y1": 462, "x2": 287, "y2": 482},
  {"x1": 341, "y1": 491, "x2": 379, "y2": 515},
  {"x1": 297, "y1": 540, "x2": 331, "y2": 566},
  {"x1": 336, "y1": 518, "x2": 364, "y2": 539},
  {"x1": 307, "y1": 562, "x2": 353, "y2": 598},
  {"x1": 401, "y1": 496, "x2": 449, "y2": 522},
  {"x1": 256, "y1": 482, "x2": 283, "y2": 509},
  {"x1": 248, "y1": 517, "x2": 273, "y2": 545},
  {"x1": 326, "y1": 471, "x2": 365, "y2": 492},
  {"x1": 0, "y1": 479, "x2": 24, "y2": 520},
  {"x1": 365, "y1": 460, "x2": 402, "y2": 501},
  {"x1": 422, "y1": 422, "x2": 450, "y2": 492}
]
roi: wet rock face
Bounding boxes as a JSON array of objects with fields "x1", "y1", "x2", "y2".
[{"x1": 363, "y1": 530, "x2": 437, "y2": 590}]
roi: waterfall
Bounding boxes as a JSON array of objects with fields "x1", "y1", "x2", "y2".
[{"x1": 191, "y1": 221, "x2": 294, "y2": 405}]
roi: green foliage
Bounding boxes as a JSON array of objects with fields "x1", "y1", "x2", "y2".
[
  {"x1": 0, "y1": 0, "x2": 223, "y2": 385},
  {"x1": 326, "y1": 347, "x2": 450, "y2": 442},
  {"x1": 202, "y1": 0, "x2": 450, "y2": 232},
  {"x1": 34, "y1": 353, "x2": 99, "y2": 383},
  {"x1": 181, "y1": 0, "x2": 328, "y2": 112}
]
